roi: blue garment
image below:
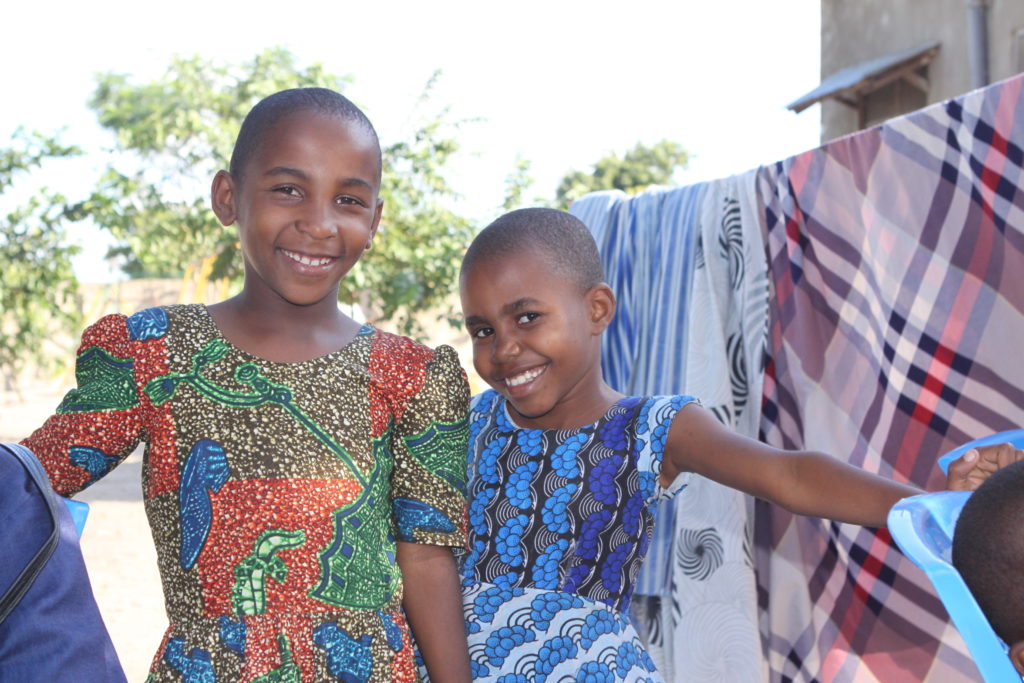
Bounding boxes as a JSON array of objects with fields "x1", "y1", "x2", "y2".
[
  {"x1": 460, "y1": 391, "x2": 696, "y2": 682},
  {"x1": 0, "y1": 444, "x2": 126, "y2": 682}
]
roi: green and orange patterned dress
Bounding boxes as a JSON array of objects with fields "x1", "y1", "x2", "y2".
[{"x1": 23, "y1": 304, "x2": 469, "y2": 682}]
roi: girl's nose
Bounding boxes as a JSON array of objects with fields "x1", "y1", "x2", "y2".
[
  {"x1": 297, "y1": 204, "x2": 338, "y2": 239},
  {"x1": 491, "y1": 332, "x2": 520, "y2": 363}
]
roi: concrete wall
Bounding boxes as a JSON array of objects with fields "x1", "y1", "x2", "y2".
[{"x1": 820, "y1": 0, "x2": 1024, "y2": 141}]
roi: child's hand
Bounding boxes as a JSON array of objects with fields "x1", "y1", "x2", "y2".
[{"x1": 946, "y1": 442, "x2": 1024, "y2": 491}]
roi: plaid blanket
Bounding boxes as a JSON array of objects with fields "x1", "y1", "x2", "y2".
[{"x1": 756, "y1": 73, "x2": 1024, "y2": 681}]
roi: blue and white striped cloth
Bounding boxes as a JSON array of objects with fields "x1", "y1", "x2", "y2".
[{"x1": 571, "y1": 173, "x2": 768, "y2": 682}]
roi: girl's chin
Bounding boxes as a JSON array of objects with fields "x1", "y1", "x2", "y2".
[{"x1": 504, "y1": 397, "x2": 558, "y2": 427}]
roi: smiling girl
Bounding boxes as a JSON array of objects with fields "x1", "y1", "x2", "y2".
[
  {"x1": 454, "y1": 207, "x2": 1020, "y2": 682},
  {"x1": 22, "y1": 88, "x2": 471, "y2": 682}
]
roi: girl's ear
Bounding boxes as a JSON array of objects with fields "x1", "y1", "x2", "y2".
[
  {"x1": 367, "y1": 198, "x2": 384, "y2": 249},
  {"x1": 211, "y1": 170, "x2": 237, "y2": 226},
  {"x1": 1010, "y1": 640, "x2": 1024, "y2": 675},
  {"x1": 586, "y1": 283, "x2": 616, "y2": 334}
]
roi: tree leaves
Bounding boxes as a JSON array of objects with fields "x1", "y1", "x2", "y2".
[
  {"x1": 0, "y1": 130, "x2": 82, "y2": 382},
  {"x1": 554, "y1": 139, "x2": 690, "y2": 208}
]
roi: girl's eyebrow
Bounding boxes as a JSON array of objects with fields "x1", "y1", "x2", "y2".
[
  {"x1": 503, "y1": 297, "x2": 541, "y2": 314},
  {"x1": 463, "y1": 298, "x2": 542, "y2": 328},
  {"x1": 338, "y1": 177, "x2": 375, "y2": 191},
  {"x1": 264, "y1": 166, "x2": 308, "y2": 179},
  {"x1": 264, "y1": 167, "x2": 374, "y2": 191}
]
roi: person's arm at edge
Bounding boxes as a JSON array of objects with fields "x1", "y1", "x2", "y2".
[
  {"x1": 659, "y1": 403, "x2": 1005, "y2": 527},
  {"x1": 397, "y1": 541, "x2": 471, "y2": 683}
]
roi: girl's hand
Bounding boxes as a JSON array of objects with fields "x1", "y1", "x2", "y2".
[{"x1": 946, "y1": 443, "x2": 1024, "y2": 491}]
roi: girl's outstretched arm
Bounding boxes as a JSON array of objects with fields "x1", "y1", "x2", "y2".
[
  {"x1": 660, "y1": 403, "x2": 1019, "y2": 527},
  {"x1": 396, "y1": 541, "x2": 470, "y2": 682}
]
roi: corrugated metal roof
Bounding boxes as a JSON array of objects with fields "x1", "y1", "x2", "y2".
[{"x1": 787, "y1": 41, "x2": 941, "y2": 112}]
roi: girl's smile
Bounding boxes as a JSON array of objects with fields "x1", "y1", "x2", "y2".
[
  {"x1": 503, "y1": 364, "x2": 546, "y2": 389},
  {"x1": 280, "y1": 248, "x2": 337, "y2": 269}
]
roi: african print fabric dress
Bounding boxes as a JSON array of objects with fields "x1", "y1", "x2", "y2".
[
  {"x1": 23, "y1": 304, "x2": 469, "y2": 683},
  {"x1": 460, "y1": 390, "x2": 697, "y2": 683}
]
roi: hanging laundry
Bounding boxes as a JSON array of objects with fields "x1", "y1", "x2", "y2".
[
  {"x1": 757, "y1": 74, "x2": 1024, "y2": 681},
  {"x1": 571, "y1": 177, "x2": 769, "y2": 682}
]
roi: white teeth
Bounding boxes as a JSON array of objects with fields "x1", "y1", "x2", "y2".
[
  {"x1": 505, "y1": 367, "x2": 543, "y2": 387},
  {"x1": 283, "y1": 250, "x2": 333, "y2": 267}
]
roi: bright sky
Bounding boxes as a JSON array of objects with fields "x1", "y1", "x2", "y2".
[{"x1": 3, "y1": 0, "x2": 821, "y2": 282}]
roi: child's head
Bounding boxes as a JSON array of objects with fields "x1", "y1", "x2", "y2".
[
  {"x1": 461, "y1": 208, "x2": 605, "y2": 294},
  {"x1": 212, "y1": 87, "x2": 383, "y2": 309},
  {"x1": 229, "y1": 87, "x2": 382, "y2": 184},
  {"x1": 952, "y1": 458, "x2": 1024, "y2": 673},
  {"x1": 460, "y1": 208, "x2": 615, "y2": 429}
]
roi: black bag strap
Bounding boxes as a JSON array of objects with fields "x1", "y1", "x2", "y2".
[{"x1": 0, "y1": 442, "x2": 61, "y2": 626}]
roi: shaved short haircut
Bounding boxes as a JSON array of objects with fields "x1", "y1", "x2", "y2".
[
  {"x1": 229, "y1": 87, "x2": 382, "y2": 182},
  {"x1": 953, "y1": 458, "x2": 1024, "y2": 644},
  {"x1": 462, "y1": 208, "x2": 605, "y2": 292}
]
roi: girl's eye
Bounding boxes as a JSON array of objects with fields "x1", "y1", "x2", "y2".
[
  {"x1": 516, "y1": 312, "x2": 540, "y2": 324},
  {"x1": 472, "y1": 327, "x2": 493, "y2": 339},
  {"x1": 335, "y1": 195, "x2": 366, "y2": 207},
  {"x1": 273, "y1": 185, "x2": 300, "y2": 196}
]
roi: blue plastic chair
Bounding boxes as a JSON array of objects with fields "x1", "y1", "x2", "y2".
[
  {"x1": 889, "y1": 492, "x2": 1019, "y2": 681},
  {"x1": 64, "y1": 498, "x2": 89, "y2": 536},
  {"x1": 888, "y1": 428, "x2": 1024, "y2": 682}
]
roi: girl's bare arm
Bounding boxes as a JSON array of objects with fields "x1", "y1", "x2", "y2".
[
  {"x1": 396, "y1": 541, "x2": 471, "y2": 682},
  {"x1": 660, "y1": 403, "x2": 1011, "y2": 527}
]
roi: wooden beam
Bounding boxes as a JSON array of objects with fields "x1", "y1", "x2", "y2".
[
  {"x1": 857, "y1": 52, "x2": 938, "y2": 96},
  {"x1": 901, "y1": 70, "x2": 930, "y2": 93}
]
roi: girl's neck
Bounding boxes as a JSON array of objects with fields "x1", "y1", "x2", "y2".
[
  {"x1": 206, "y1": 291, "x2": 363, "y2": 364},
  {"x1": 507, "y1": 380, "x2": 625, "y2": 431}
]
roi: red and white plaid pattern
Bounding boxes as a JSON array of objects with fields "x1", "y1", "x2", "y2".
[{"x1": 756, "y1": 74, "x2": 1024, "y2": 681}]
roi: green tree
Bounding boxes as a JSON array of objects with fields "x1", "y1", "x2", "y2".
[
  {"x1": 0, "y1": 130, "x2": 82, "y2": 385},
  {"x1": 346, "y1": 75, "x2": 475, "y2": 330},
  {"x1": 74, "y1": 48, "x2": 474, "y2": 336},
  {"x1": 554, "y1": 139, "x2": 689, "y2": 208},
  {"x1": 501, "y1": 157, "x2": 535, "y2": 211}
]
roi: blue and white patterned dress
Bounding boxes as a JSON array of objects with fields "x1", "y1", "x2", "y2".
[{"x1": 460, "y1": 390, "x2": 697, "y2": 683}]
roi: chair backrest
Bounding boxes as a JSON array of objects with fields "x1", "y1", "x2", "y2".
[
  {"x1": 937, "y1": 429, "x2": 1024, "y2": 475},
  {"x1": 889, "y1": 491, "x2": 1022, "y2": 681}
]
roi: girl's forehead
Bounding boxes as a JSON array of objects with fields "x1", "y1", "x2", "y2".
[
  {"x1": 265, "y1": 111, "x2": 371, "y2": 152},
  {"x1": 464, "y1": 247, "x2": 546, "y2": 281},
  {"x1": 462, "y1": 249, "x2": 580, "y2": 301},
  {"x1": 242, "y1": 112, "x2": 381, "y2": 183}
]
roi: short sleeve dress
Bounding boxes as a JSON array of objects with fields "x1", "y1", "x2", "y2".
[
  {"x1": 459, "y1": 390, "x2": 697, "y2": 683},
  {"x1": 23, "y1": 304, "x2": 469, "y2": 683}
]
